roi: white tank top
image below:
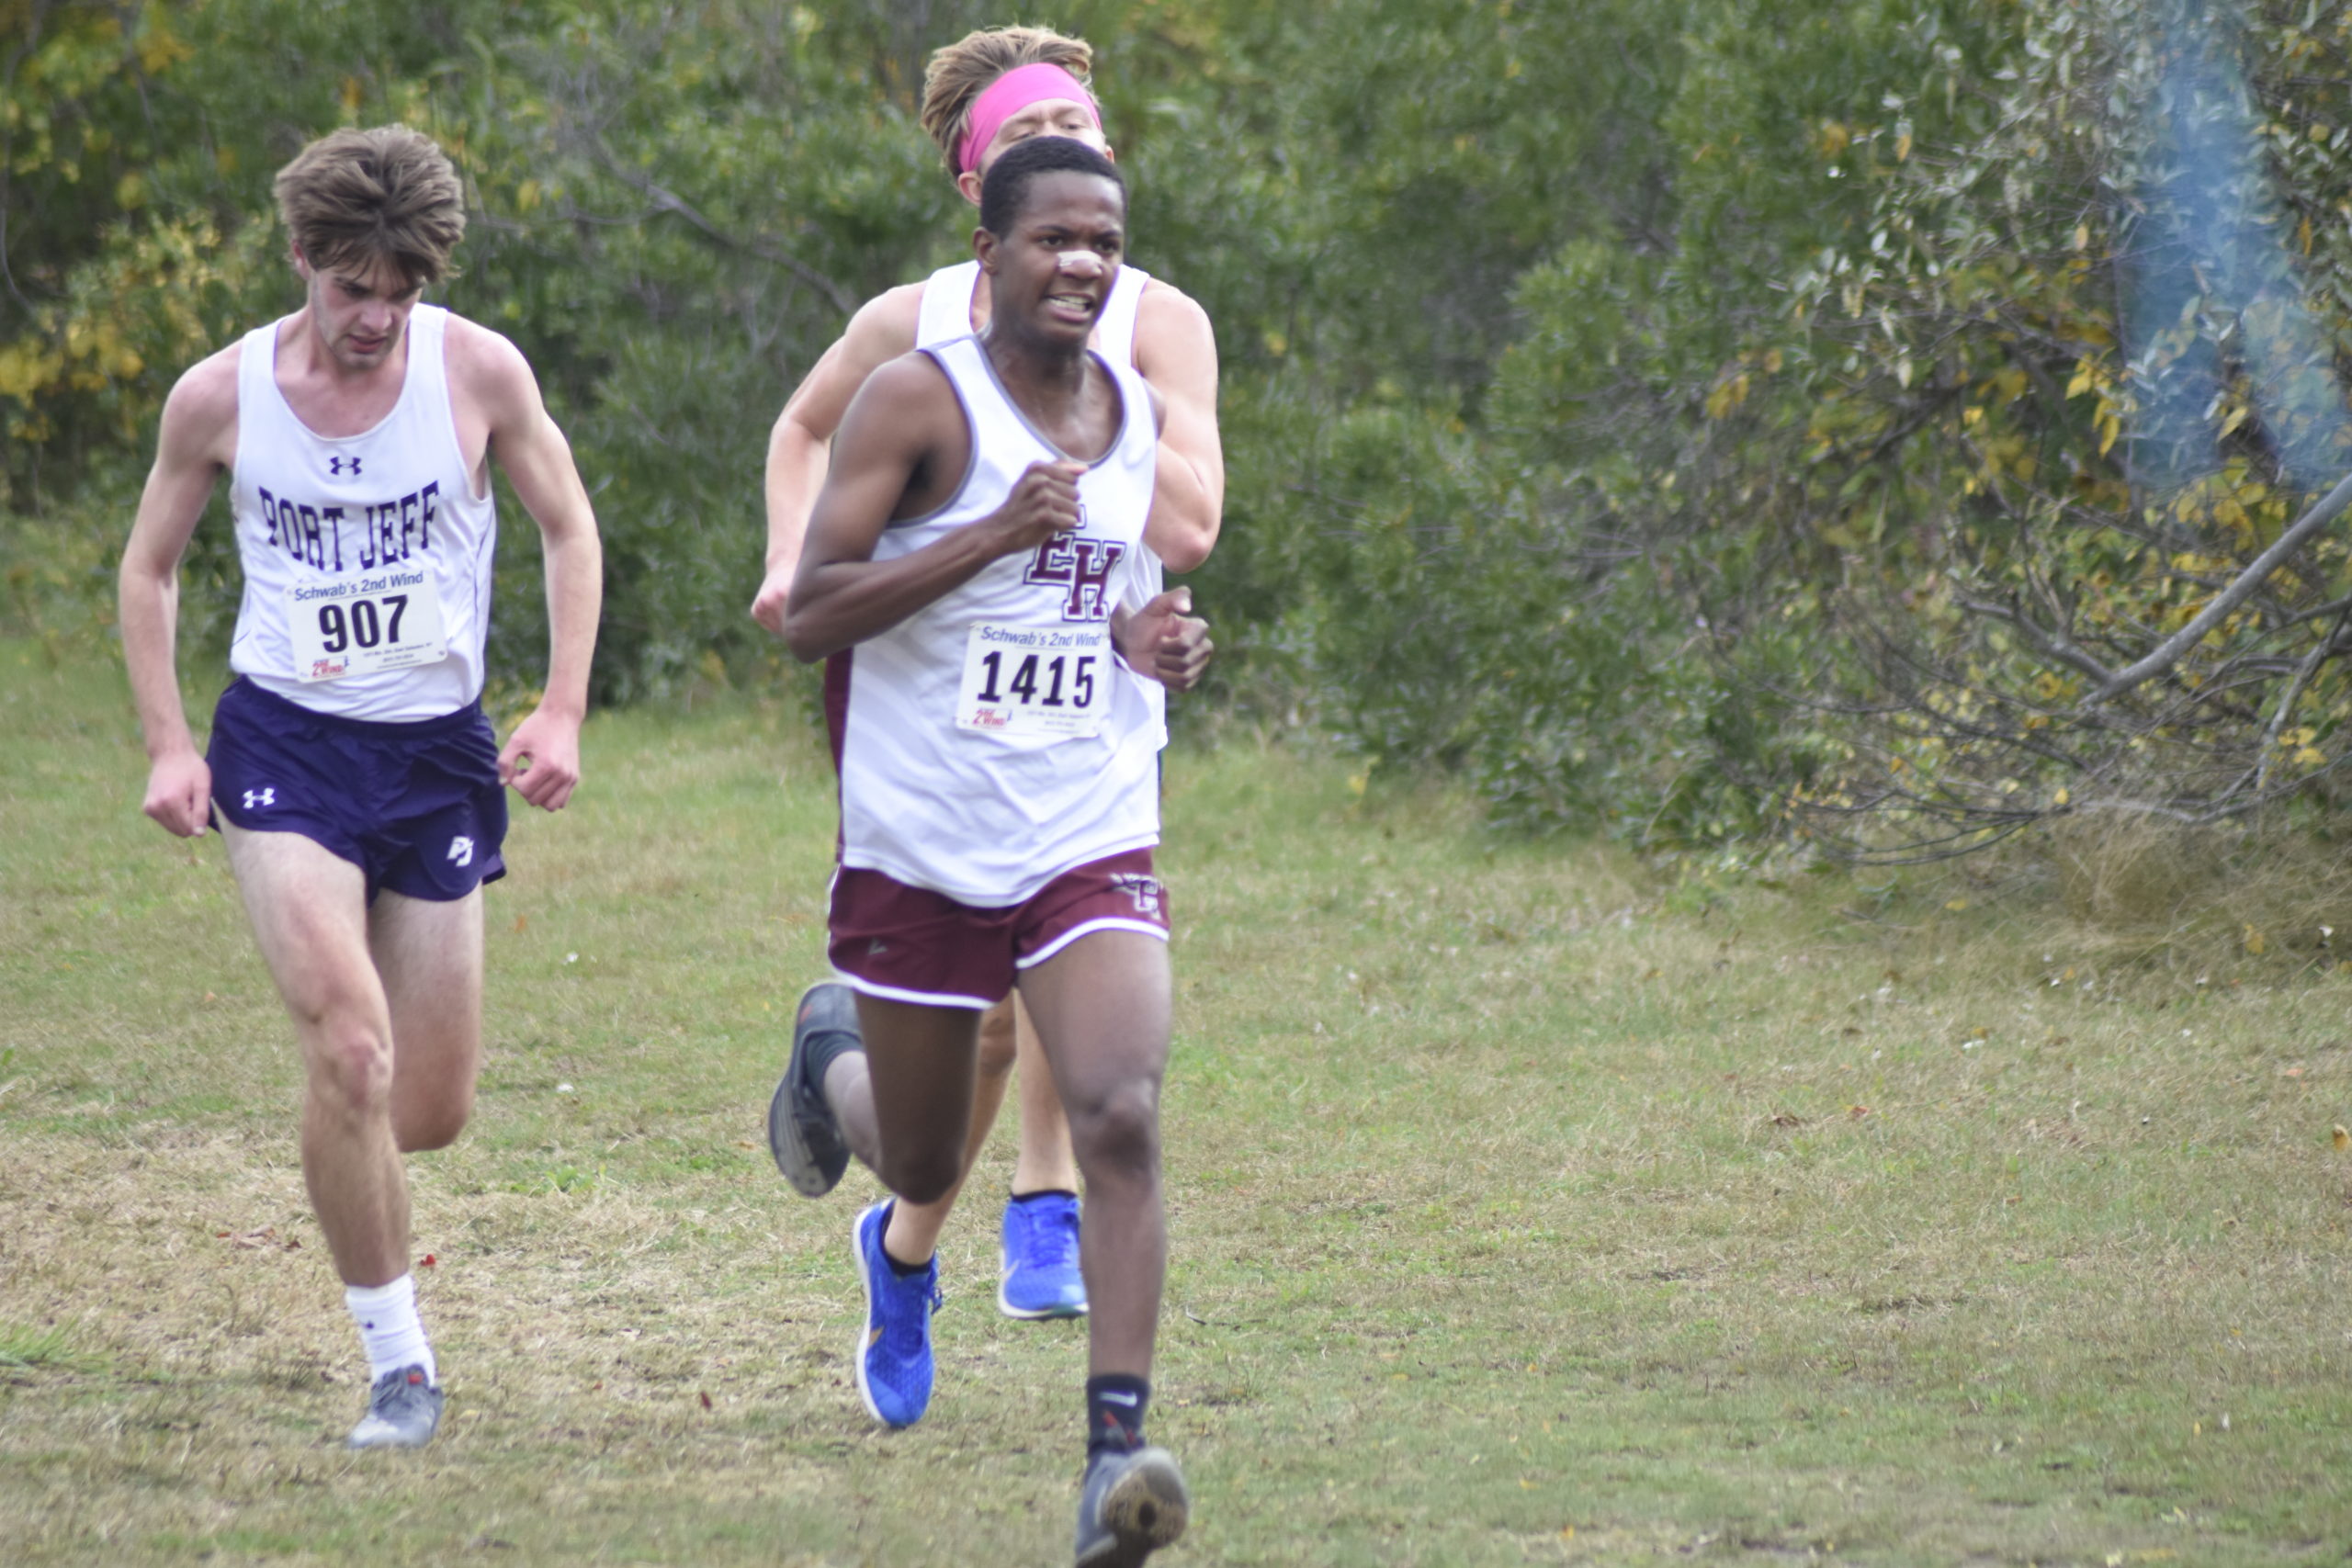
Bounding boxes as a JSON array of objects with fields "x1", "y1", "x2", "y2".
[
  {"x1": 835, "y1": 333, "x2": 1161, "y2": 906},
  {"x1": 227, "y1": 305, "x2": 497, "y2": 721},
  {"x1": 915, "y1": 260, "x2": 1167, "y2": 727}
]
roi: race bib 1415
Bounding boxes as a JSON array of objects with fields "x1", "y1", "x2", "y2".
[
  {"x1": 286, "y1": 569, "x2": 449, "y2": 682},
  {"x1": 956, "y1": 621, "x2": 1111, "y2": 739}
]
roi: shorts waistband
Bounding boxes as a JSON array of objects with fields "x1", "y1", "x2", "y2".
[{"x1": 222, "y1": 676, "x2": 489, "y2": 739}]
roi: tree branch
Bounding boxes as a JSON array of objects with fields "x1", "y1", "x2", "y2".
[{"x1": 2089, "y1": 467, "x2": 2352, "y2": 704}]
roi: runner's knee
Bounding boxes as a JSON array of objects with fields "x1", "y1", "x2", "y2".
[
  {"x1": 1066, "y1": 1077, "x2": 1160, "y2": 1180},
  {"x1": 880, "y1": 1144, "x2": 965, "y2": 1206},
  {"x1": 977, "y1": 1000, "x2": 1018, "y2": 1079},
  {"x1": 304, "y1": 1018, "x2": 395, "y2": 1114},
  {"x1": 392, "y1": 1088, "x2": 473, "y2": 1153}
]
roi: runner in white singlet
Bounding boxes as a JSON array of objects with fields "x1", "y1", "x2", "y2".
[
  {"x1": 119, "y1": 126, "x2": 603, "y2": 1452},
  {"x1": 775, "y1": 139, "x2": 1206, "y2": 1567},
  {"x1": 752, "y1": 23, "x2": 1223, "y2": 1378}
]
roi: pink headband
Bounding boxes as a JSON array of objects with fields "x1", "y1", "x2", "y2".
[{"x1": 958, "y1": 62, "x2": 1101, "y2": 175}]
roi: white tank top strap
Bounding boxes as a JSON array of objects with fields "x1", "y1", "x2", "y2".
[
  {"x1": 915, "y1": 261, "x2": 982, "y2": 350},
  {"x1": 916, "y1": 260, "x2": 1153, "y2": 367},
  {"x1": 1092, "y1": 265, "x2": 1150, "y2": 368}
]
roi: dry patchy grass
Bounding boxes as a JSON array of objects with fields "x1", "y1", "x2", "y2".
[{"x1": 6, "y1": 643, "x2": 2352, "y2": 1564}]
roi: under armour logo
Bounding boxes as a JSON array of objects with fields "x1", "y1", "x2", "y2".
[
  {"x1": 329, "y1": 456, "x2": 362, "y2": 477},
  {"x1": 243, "y1": 788, "x2": 276, "y2": 810},
  {"x1": 447, "y1": 836, "x2": 474, "y2": 867}
]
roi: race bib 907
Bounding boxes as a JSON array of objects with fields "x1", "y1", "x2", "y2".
[
  {"x1": 286, "y1": 569, "x2": 449, "y2": 682},
  {"x1": 956, "y1": 621, "x2": 1111, "y2": 739}
]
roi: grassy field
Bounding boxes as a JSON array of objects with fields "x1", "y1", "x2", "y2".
[{"x1": 5, "y1": 637, "x2": 2352, "y2": 1565}]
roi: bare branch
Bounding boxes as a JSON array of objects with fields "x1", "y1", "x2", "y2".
[
  {"x1": 2089, "y1": 467, "x2": 2352, "y2": 705},
  {"x1": 1954, "y1": 595, "x2": 2120, "y2": 684}
]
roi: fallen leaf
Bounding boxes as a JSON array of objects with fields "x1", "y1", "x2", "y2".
[
  {"x1": 419, "y1": 1253, "x2": 437, "y2": 1268},
  {"x1": 699, "y1": 1391, "x2": 713, "y2": 1410},
  {"x1": 2333, "y1": 1125, "x2": 2347, "y2": 1150}
]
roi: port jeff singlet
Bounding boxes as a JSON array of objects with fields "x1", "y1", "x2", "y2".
[
  {"x1": 915, "y1": 260, "x2": 1169, "y2": 739},
  {"x1": 227, "y1": 305, "x2": 497, "y2": 722},
  {"x1": 833, "y1": 333, "x2": 1162, "y2": 907}
]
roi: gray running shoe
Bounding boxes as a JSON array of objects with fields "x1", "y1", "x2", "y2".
[
  {"x1": 769, "y1": 981, "x2": 855, "y2": 1197},
  {"x1": 346, "y1": 1364, "x2": 443, "y2": 1450},
  {"x1": 1075, "y1": 1445, "x2": 1189, "y2": 1567}
]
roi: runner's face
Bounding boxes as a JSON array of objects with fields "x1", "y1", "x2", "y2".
[
  {"x1": 984, "y1": 173, "x2": 1126, "y2": 346},
  {"x1": 961, "y1": 96, "x2": 1112, "y2": 204},
  {"x1": 296, "y1": 250, "x2": 423, "y2": 373}
]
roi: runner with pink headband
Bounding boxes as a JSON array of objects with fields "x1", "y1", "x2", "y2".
[{"x1": 959, "y1": 62, "x2": 1102, "y2": 175}]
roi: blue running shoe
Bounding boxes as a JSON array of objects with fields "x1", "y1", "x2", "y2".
[
  {"x1": 852, "y1": 1201, "x2": 940, "y2": 1428},
  {"x1": 999, "y1": 1190, "x2": 1089, "y2": 1320}
]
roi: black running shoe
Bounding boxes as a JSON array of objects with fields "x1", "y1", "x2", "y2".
[
  {"x1": 769, "y1": 980, "x2": 854, "y2": 1197},
  {"x1": 1074, "y1": 1444, "x2": 1189, "y2": 1566}
]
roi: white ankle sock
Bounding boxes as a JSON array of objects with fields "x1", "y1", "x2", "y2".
[{"x1": 345, "y1": 1274, "x2": 435, "y2": 1385}]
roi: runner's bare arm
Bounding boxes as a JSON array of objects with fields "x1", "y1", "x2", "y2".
[
  {"x1": 752, "y1": 287, "x2": 926, "y2": 637},
  {"x1": 119, "y1": 351, "x2": 240, "y2": 838},
  {"x1": 784, "y1": 355, "x2": 1080, "y2": 662},
  {"x1": 458, "y1": 323, "x2": 603, "y2": 812},
  {"x1": 1134, "y1": 283, "x2": 1222, "y2": 573}
]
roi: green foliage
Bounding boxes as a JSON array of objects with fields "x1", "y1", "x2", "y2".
[{"x1": 17, "y1": 0, "x2": 2352, "y2": 849}]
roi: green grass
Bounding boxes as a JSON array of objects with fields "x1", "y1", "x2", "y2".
[{"x1": 5, "y1": 637, "x2": 2352, "y2": 1564}]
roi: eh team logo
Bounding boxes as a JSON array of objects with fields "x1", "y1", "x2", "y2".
[
  {"x1": 1023, "y1": 528, "x2": 1126, "y2": 622},
  {"x1": 1111, "y1": 873, "x2": 1163, "y2": 919}
]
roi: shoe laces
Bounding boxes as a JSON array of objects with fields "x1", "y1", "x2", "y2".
[{"x1": 1019, "y1": 1200, "x2": 1080, "y2": 1271}]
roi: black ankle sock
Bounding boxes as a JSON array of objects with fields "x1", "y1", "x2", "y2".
[
  {"x1": 1009, "y1": 1188, "x2": 1077, "y2": 1205},
  {"x1": 1085, "y1": 1373, "x2": 1150, "y2": 1456},
  {"x1": 797, "y1": 1013, "x2": 862, "y2": 1100},
  {"x1": 876, "y1": 1202, "x2": 930, "y2": 1276}
]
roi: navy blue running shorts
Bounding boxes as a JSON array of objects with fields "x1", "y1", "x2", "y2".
[{"x1": 206, "y1": 677, "x2": 508, "y2": 903}]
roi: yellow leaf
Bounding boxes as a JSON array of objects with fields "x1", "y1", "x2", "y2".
[
  {"x1": 1945, "y1": 897, "x2": 1970, "y2": 912},
  {"x1": 2065, "y1": 365, "x2": 2094, "y2": 398},
  {"x1": 2052, "y1": 786, "x2": 2071, "y2": 807},
  {"x1": 340, "y1": 75, "x2": 364, "y2": 118},
  {"x1": 2332, "y1": 1125, "x2": 2347, "y2": 1150},
  {"x1": 2244, "y1": 924, "x2": 2267, "y2": 956}
]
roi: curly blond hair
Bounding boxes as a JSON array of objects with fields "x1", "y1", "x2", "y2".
[
  {"x1": 274, "y1": 125, "x2": 466, "y2": 287},
  {"x1": 919, "y1": 26, "x2": 1094, "y2": 176}
]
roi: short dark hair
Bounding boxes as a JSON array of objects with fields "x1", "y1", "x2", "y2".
[{"x1": 978, "y1": 136, "x2": 1125, "y2": 238}]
